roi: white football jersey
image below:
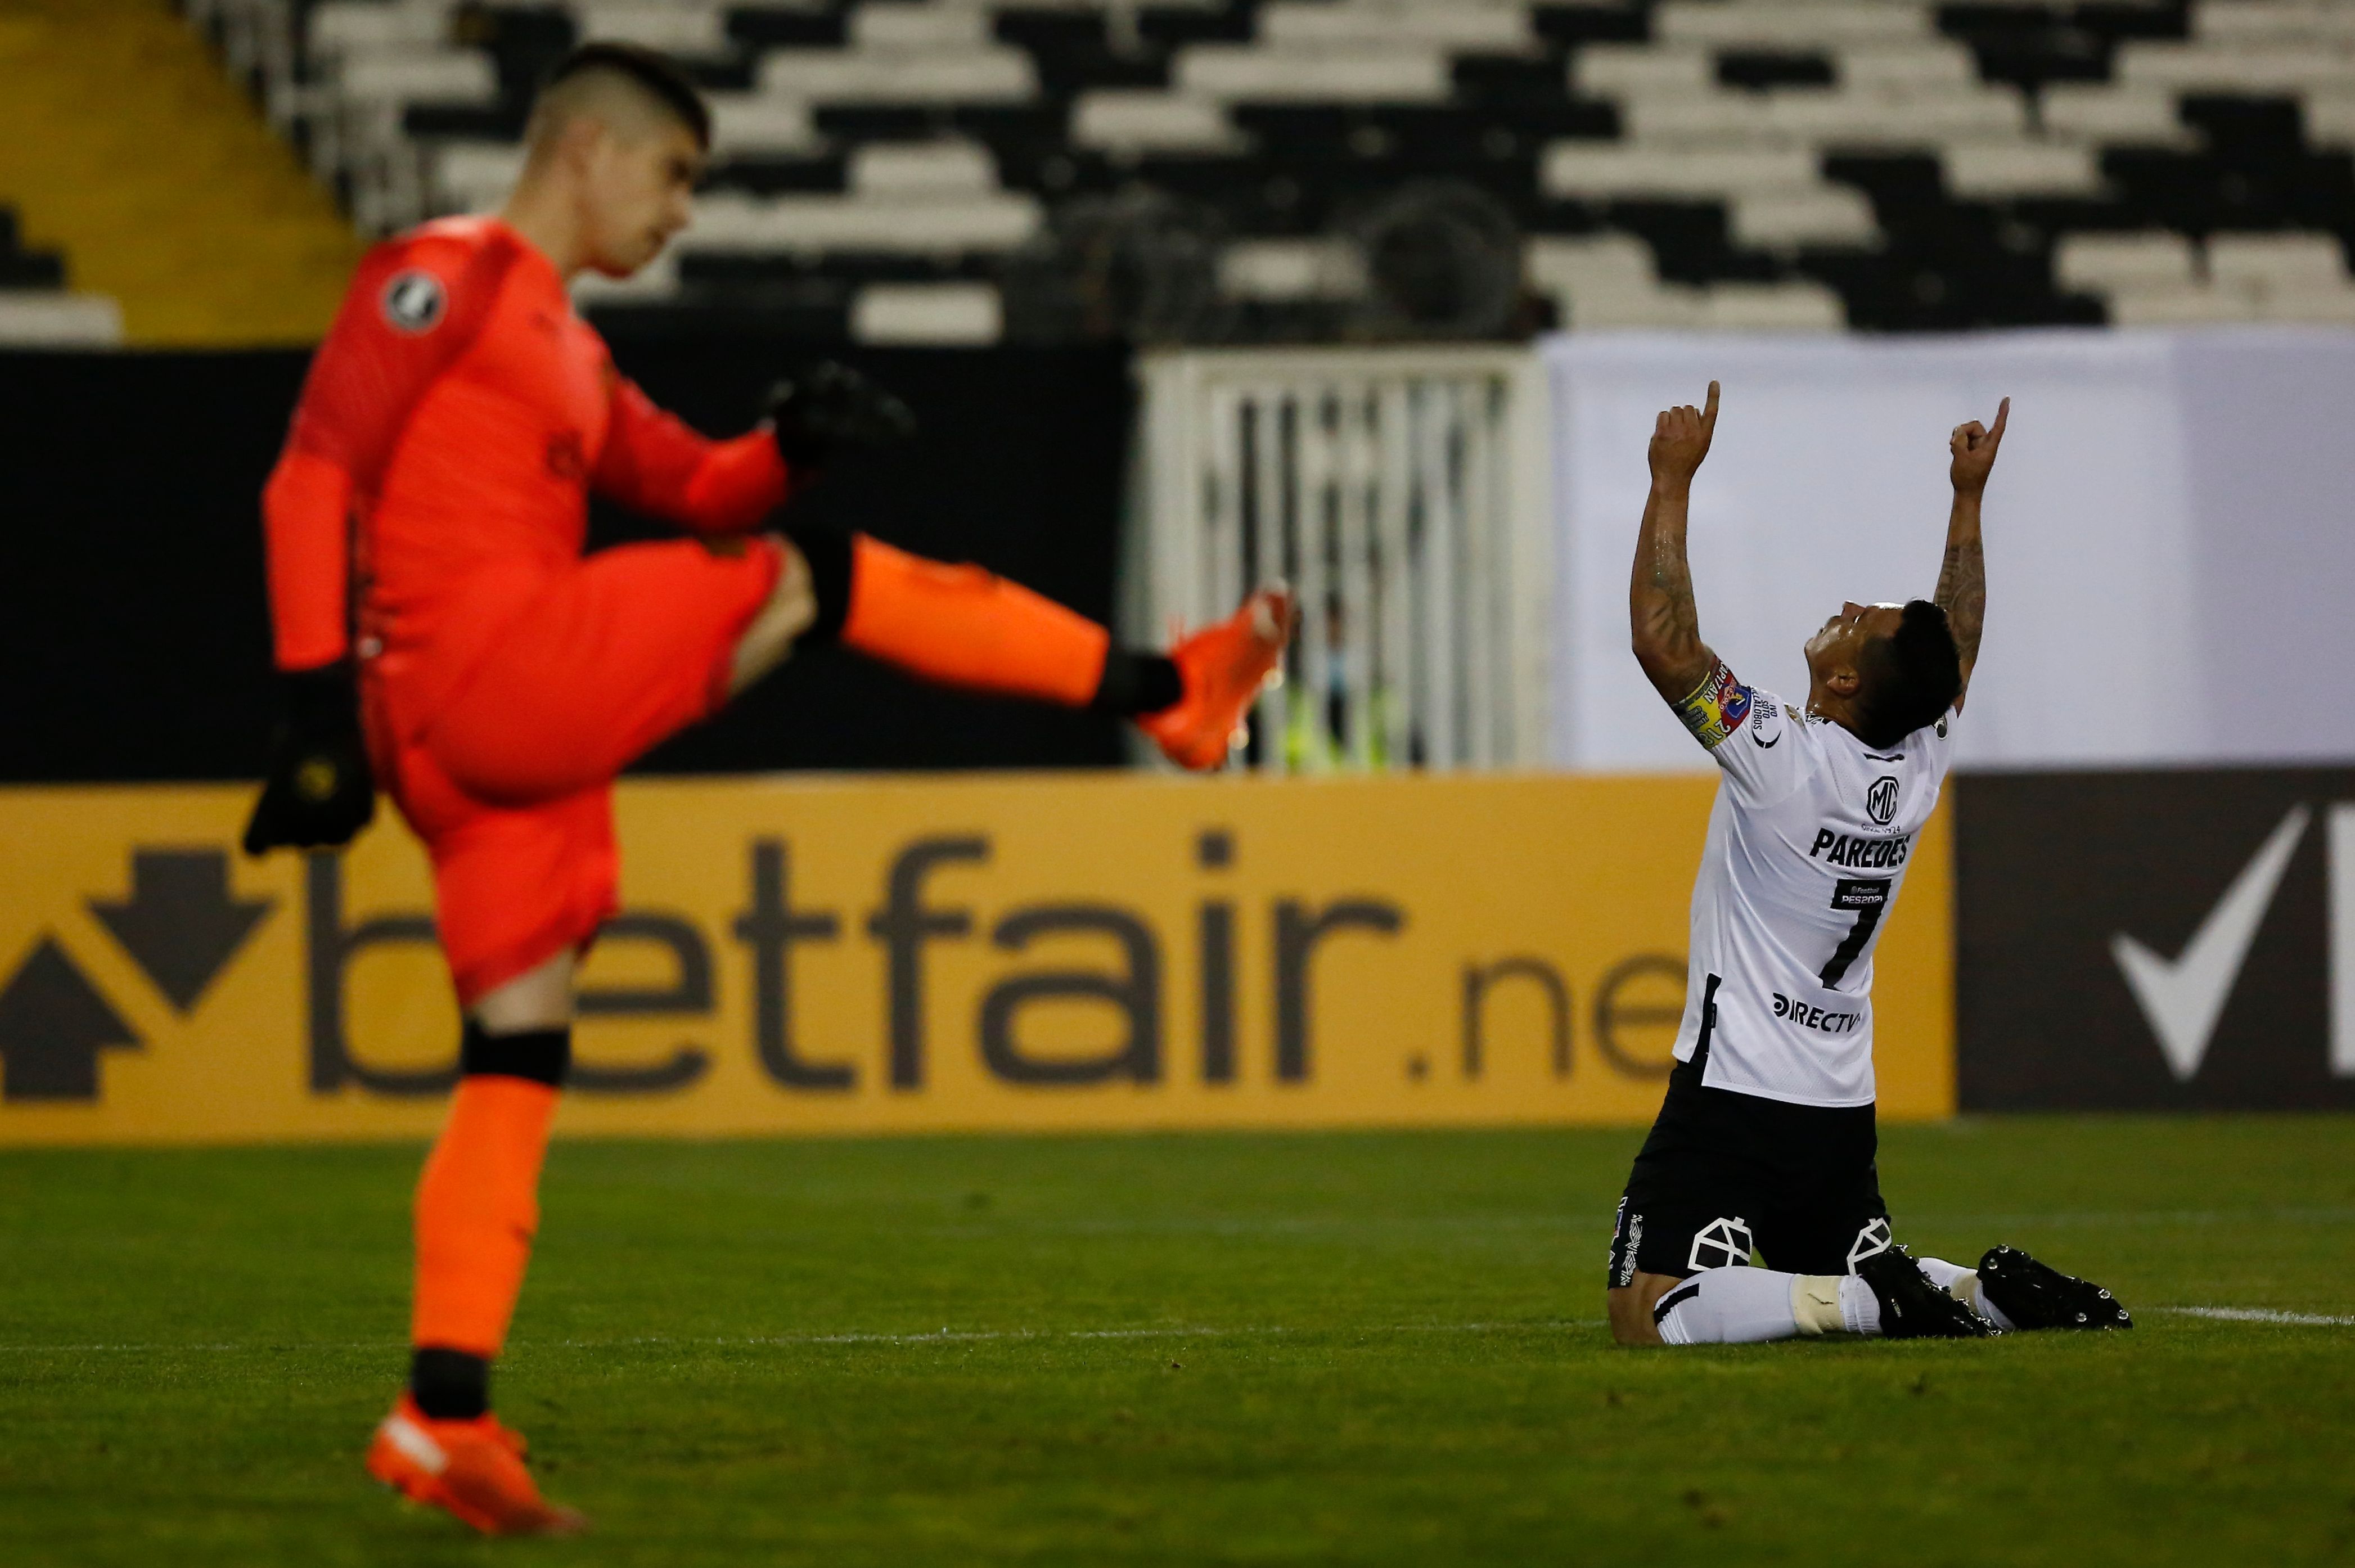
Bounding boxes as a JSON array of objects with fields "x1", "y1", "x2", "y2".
[{"x1": 1666, "y1": 661, "x2": 1955, "y2": 1107}]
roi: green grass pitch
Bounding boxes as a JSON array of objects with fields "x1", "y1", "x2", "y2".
[{"x1": 2, "y1": 1116, "x2": 2351, "y2": 1566}]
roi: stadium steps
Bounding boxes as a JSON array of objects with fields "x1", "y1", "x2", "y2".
[{"x1": 0, "y1": 0, "x2": 362, "y2": 346}]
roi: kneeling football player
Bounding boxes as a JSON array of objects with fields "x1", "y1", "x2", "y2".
[
  {"x1": 1605, "y1": 382, "x2": 2129, "y2": 1348},
  {"x1": 243, "y1": 43, "x2": 1294, "y2": 1533}
]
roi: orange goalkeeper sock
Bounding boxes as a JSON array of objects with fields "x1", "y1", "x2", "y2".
[
  {"x1": 839, "y1": 533, "x2": 1111, "y2": 706},
  {"x1": 409, "y1": 1034, "x2": 565, "y2": 1408}
]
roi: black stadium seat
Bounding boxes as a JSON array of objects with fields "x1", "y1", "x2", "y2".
[{"x1": 0, "y1": 209, "x2": 66, "y2": 291}]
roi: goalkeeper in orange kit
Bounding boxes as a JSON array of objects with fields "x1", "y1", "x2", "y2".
[{"x1": 241, "y1": 42, "x2": 1290, "y2": 1535}]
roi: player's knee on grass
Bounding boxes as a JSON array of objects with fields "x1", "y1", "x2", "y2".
[{"x1": 1609, "y1": 1273, "x2": 1681, "y2": 1346}]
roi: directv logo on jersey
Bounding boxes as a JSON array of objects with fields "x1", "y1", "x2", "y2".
[
  {"x1": 1770, "y1": 993, "x2": 1862, "y2": 1033},
  {"x1": 1808, "y1": 829, "x2": 1912, "y2": 868}
]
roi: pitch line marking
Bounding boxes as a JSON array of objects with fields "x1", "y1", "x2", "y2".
[{"x1": 2155, "y1": 1306, "x2": 2355, "y2": 1327}]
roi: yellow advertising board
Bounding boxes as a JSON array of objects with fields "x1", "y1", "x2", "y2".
[{"x1": 0, "y1": 772, "x2": 1952, "y2": 1145}]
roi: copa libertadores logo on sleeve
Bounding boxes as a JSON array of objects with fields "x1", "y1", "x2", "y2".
[
  {"x1": 381, "y1": 271, "x2": 448, "y2": 334},
  {"x1": 1674, "y1": 660, "x2": 1754, "y2": 751}
]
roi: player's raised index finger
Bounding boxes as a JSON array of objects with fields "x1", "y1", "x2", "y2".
[
  {"x1": 1989, "y1": 395, "x2": 2010, "y2": 440},
  {"x1": 1701, "y1": 380, "x2": 1721, "y2": 430}
]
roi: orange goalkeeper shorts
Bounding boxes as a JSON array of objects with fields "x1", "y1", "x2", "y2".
[{"x1": 366, "y1": 538, "x2": 783, "y2": 1007}]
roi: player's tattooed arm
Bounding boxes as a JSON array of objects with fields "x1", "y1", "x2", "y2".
[
  {"x1": 1938, "y1": 395, "x2": 2006, "y2": 709},
  {"x1": 1630, "y1": 380, "x2": 1721, "y2": 704}
]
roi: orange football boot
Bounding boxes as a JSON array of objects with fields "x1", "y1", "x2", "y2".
[
  {"x1": 1139, "y1": 586, "x2": 1298, "y2": 771},
  {"x1": 366, "y1": 1393, "x2": 586, "y2": 1537}
]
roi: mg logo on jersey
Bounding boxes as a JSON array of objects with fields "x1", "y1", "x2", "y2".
[
  {"x1": 381, "y1": 271, "x2": 447, "y2": 334},
  {"x1": 1866, "y1": 776, "x2": 1899, "y2": 826}
]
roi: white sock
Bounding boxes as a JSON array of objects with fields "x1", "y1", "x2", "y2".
[
  {"x1": 1914, "y1": 1254, "x2": 1969, "y2": 1292},
  {"x1": 1653, "y1": 1267, "x2": 1804, "y2": 1345},
  {"x1": 1838, "y1": 1273, "x2": 1881, "y2": 1335},
  {"x1": 1913, "y1": 1255, "x2": 2015, "y2": 1331}
]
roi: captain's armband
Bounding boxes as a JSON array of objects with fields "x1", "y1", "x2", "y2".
[{"x1": 1673, "y1": 659, "x2": 1754, "y2": 751}]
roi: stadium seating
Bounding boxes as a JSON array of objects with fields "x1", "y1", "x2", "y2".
[
  {"x1": 0, "y1": 206, "x2": 121, "y2": 348},
  {"x1": 220, "y1": 0, "x2": 2355, "y2": 343}
]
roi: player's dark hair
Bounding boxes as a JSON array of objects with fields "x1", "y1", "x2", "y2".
[
  {"x1": 1854, "y1": 600, "x2": 1961, "y2": 747},
  {"x1": 542, "y1": 42, "x2": 710, "y2": 150}
]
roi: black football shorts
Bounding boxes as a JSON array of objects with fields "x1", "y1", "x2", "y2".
[{"x1": 1606, "y1": 1055, "x2": 1893, "y2": 1286}]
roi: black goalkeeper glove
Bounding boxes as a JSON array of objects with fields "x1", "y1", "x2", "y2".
[
  {"x1": 242, "y1": 661, "x2": 376, "y2": 855},
  {"x1": 766, "y1": 361, "x2": 917, "y2": 476}
]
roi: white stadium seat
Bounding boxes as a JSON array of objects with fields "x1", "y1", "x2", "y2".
[
  {"x1": 849, "y1": 141, "x2": 999, "y2": 199},
  {"x1": 434, "y1": 142, "x2": 525, "y2": 213},
  {"x1": 2255, "y1": 287, "x2": 2355, "y2": 323},
  {"x1": 706, "y1": 94, "x2": 822, "y2": 155},
  {"x1": 1730, "y1": 187, "x2": 1880, "y2": 249},
  {"x1": 1654, "y1": 2, "x2": 1934, "y2": 48},
  {"x1": 2055, "y1": 231, "x2": 2199, "y2": 293},
  {"x1": 1836, "y1": 43, "x2": 1979, "y2": 89},
  {"x1": 1767, "y1": 85, "x2": 2026, "y2": 143},
  {"x1": 1525, "y1": 233, "x2": 1659, "y2": 295},
  {"x1": 849, "y1": 3, "x2": 991, "y2": 51},
  {"x1": 2207, "y1": 232, "x2": 2352, "y2": 293},
  {"x1": 1542, "y1": 144, "x2": 1821, "y2": 199},
  {"x1": 2118, "y1": 42, "x2": 2355, "y2": 93},
  {"x1": 2202, "y1": 232, "x2": 2355, "y2": 322},
  {"x1": 306, "y1": 0, "x2": 450, "y2": 66},
  {"x1": 337, "y1": 48, "x2": 498, "y2": 105},
  {"x1": 2306, "y1": 89, "x2": 2355, "y2": 147},
  {"x1": 687, "y1": 190, "x2": 1044, "y2": 254},
  {"x1": 1943, "y1": 139, "x2": 2104, "y2": 198},
  {"x1": 1622, "y1": 85, "x2": 2024, "y2": 150},
  {"x1": 1525, "y1": 236, "x2": 1679, "y2": 330},
  {"x1": 2105, "y1": 284, "x2": 2261, "y2": 325},
  {"x1": 1696, "y1": 280, "x2": 1846, "y2": 331},
  {"x1": 1573, "y1": 45, "x2": 1714, "y2": 97},
  {"x1": 577, "y1": 3, "x2": 728, "y2": 55},
  {"x1": 1217, "y1": 239, "x2": 1368, "y2": 301},
  {"x1": 1174, "y1": 45, "x2": 1452, "y2": 102},
  {"x1": 0, "y1": 291, "x2": 124, "y2": 347},
  {"x1": 1616, "y1": 91, "x2": 1775, "y2": 145},
  {"x1": 758, "y1": 48, "x2": 1039, "y2": 103},
  {"x1": 851, "y1": 282, "x2": 1005, "y2": 345},
  {"x1": 1258, "y1": 1, "x2": 1533, "y2": 51},
  {"x1": 1557, "y1": 282, "x2": 1706, "y2": 329},
  {"x1": 1070, "y1": 92, "x2": 1244, "y2": 156},
  {"x1": 2038, "y1": 84, "x2": 2198, "y2": 143},
  {"x1": 2195, "y1": 1, "x2": 2355, "y2": 46}
]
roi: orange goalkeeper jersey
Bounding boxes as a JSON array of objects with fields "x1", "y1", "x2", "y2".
[{"x1": 261, "y1": 217, "x2": 789, "y2": 719}]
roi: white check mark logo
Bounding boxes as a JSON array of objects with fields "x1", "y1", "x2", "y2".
[{"x1": 2111, "y1": 805, "x2": 2309, "y2": 1082}]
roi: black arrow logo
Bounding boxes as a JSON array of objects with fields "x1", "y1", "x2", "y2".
[
  {"x1": 0, "y1": 938, "x2": 141, "y2": 1101},
  {"x1": 88, "y1": 849, "x2": 274, "y2": 1013}
]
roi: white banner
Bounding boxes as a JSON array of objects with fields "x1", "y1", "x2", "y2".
[{"x1": 1544, "y1": 327, "x2": 2355, "y2": 772}]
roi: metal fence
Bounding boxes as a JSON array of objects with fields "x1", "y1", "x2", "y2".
[{"x1": 1131, "y1": 346, "x2": 1550, "y2": 773}]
